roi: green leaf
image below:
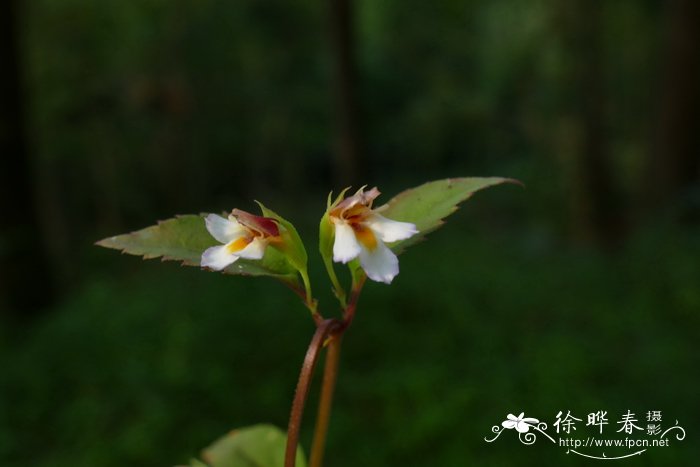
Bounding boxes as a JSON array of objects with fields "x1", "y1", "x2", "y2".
[
  {"x1": 379, "y1": 177, "x2": 520, "y2": 252},
  {"x1": 197, "y1": 424, "x2": 307, "y2": 467},
  {"x1": 96, "y1": 215, "x2": 297, "y2": 280},
  {"x1": 188, "y1": 459, "x2": 210, "y2": 467}
]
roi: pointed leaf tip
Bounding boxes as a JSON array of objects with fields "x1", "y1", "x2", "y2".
[{"x1": 379, "y1": 177, "x2": 519, "y2": 252}]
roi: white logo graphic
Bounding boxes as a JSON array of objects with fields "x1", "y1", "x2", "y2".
[{"x1": 485, "y1": 410, "x2": 686, "y2": 460}]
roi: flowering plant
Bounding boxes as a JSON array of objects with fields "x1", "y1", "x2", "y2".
[{"x1": 97, "y1": 177, "x2": 517, "y2": 467}]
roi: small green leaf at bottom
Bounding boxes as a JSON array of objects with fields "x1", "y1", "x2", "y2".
[{"x1": 191, "y1": 424, "x2": 307, "y2": 467}]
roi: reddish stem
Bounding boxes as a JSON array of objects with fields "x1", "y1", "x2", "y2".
[
  {"x1": 284, "y1": 319, "x2": 340, "y2": 467},
  {"x1": 341, "y1": 274, "x2": 365, "y2": 330},
  {"x1": 285, "y1": 273, "x2": 366, "y2": 467},
  {"x1": 309, "y1": 334, "x2": 342, "y2": 467}
]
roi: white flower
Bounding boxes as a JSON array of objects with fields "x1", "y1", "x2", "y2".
[
  {"x1": 329, "y1": 187, "x2": 418, "y2": 284},
  {"x1": 201, "y1": 209, "x2": 279, "y2": 271},
  {"x1": 502, "y1": 413, "x2": 539, "y2": 433}
]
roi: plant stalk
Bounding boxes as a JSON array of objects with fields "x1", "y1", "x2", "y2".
[
  {"x1": 309, "y1": 334, "x2": 342, "y2": 467},
  {"x1": 285, "y1": 319, "x2": 339, "y2": 467},
  {"x1": 285, "y1": 272, "x2": 365, "y2": 467},
  {"x1": 322, "y1": 256, "x2": 347, "y2": 307}
]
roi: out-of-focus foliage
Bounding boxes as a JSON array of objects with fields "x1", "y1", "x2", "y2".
[
  {"x1": 20, "y1": 0, "x2": 676, "y2": 250},
  {"x1": 24, "y1": 0, "x2": 331, "y2": 230},
  {"x1": 1, "y1": 225, "x2": 698, "y2": 466}
]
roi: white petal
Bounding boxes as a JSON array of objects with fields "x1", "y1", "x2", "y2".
[
  {"x1": 359, "y1": 240, "x2": 399, "y2": 284},
  {"x1": 366, "y1": 214, "x2": 418, "y2": 243},
  {"x1": 201, "y1": 245, "x2": 239, "y2": 270},
  {"x1": 235, "y1": 237, "x2": 267, "y2": 260},
  {"x1": 205, "y1": 214, "x2": 245, "y2": 243},
  {"x1": 333, "y1": 221, "x2": 361, "y2": 263},
  {"x1": 502, "y1": 420, "x2": 517, "y2": 429},
  {"x1": 515, "y1": 421, "x2": 531, "y2": 433}
]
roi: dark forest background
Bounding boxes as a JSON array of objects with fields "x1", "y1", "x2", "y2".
[{"x1": 1, "y1": 1, "x2": 698, "y2": 466}]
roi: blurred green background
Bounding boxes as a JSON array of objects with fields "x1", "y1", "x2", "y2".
[{"x1": 1, "y1": 0, "x2": 699, "y2": 466}]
